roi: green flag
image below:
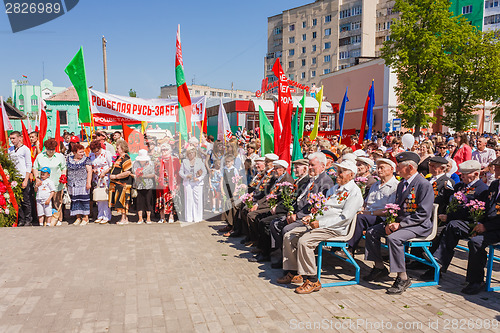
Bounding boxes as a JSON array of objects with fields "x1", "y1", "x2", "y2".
[
  {"x1": 291, "y1": 106, "x2": 303, "y2": 167},
  {"x1": 64, "y1": 47, "x2": 91, "y2": 124},
  {"x1": 298, "y1": 89, "x2": 306, "y2": 139},
  {"x1": 259, "y1": 106, "x2": 274, "y2": 156}
]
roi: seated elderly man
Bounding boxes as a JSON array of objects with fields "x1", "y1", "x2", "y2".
[
  {"x1": 364, "y1": 152, "x2": 434, "y2": 295},
  {"x1": 277, "y1": 160, "x2": 363, "y2": 294},
  {"x1": 355, "y1": 156, "x2": 378, "y2": 198},
  {"x1": 347, "y1": 158, "x2": 399, "y2": 254}
]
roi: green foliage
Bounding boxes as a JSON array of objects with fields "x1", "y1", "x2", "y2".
[
  {"x1": 382, "y1": 0, "x2": 500, "y2": 133},
  {"x1": 129, "y1": 89, "x2": 137, "y2": 98},
  {"x1": 0, "y1": 148, "x2": 24, "y2": 227},
  {"x1": 6, "y1": 97, "x2": 13, "y2": 105}
]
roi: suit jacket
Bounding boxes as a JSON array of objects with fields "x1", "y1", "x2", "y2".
[
  {"x1": 222, "y1": 166, "x2": 238, "y2": 200},
  {"x1": 431, "y1": 174, "x2": 455, "y2": 215},
  {"x1": 256, "y1": 173, "x2": 295, "y2": 209},
  {"x1": 274, "y1": 175, "x2": 310, "y2": 215},
  {"x1": 482, "y1": 179, "x2": 500, "y2": 232},
  {"x1": 447, "y1": 179, "x2": 489, "y2": 222},
  {"x1": 296, "y1": 171, "x2": 335, "y2": 219},
  {"x1": 395, "y1": 173, "x2": 434, "y2": 237},
  {"x1": 248, "y1": 172, "x2": 265, "y2": 194},
  {"x1": 252, "y1": 169, "x2": 277, "y2": 201}
]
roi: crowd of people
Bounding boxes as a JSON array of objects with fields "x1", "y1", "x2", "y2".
[{"x1": 6, "y1": 127, "x2": 500, "y2": 295}]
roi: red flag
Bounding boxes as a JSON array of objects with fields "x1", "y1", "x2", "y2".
[
  {"x1": 0, "y1": 100, "x2": 9, "y2": 149},
  {"x1": 21, "y1": 121, "x2": 31, "y2": 148},
  {"x1": 55, "y1": 111, "x2": 61, "y2": 153},
  {"x1": 358, "y1": 88, "x2": 371, "y2": 145},
  {"x1": 175, "y1": 25, "x2": 192, "y2": 135},
  {"x1": 38, "y1": 109, "x2": 47, "y2": 151},
  {"x1": 273, "y1": 101, "x2": 281, "y2": 153},
  {"x1": 272, "y1": 58, "x2": 292, "y2": 164},
  {"x1": 122, "y1": 122, "x2": 147, "y2": 153}
]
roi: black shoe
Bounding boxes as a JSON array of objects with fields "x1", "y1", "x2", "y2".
[
  {"x1": 240, "y1": 237, "x2": 250, "y2": 244},
  {"x1": 363, "y1": 266, "x2": 389, "y2": 281},
  {"x1": 256, "y1": 253, "x2": 271, "y2": 262},
  {"x1": 407, "y1": 261, "x2": 428, "y2": 270},
  {"x1": 386, "y1": 277, "x2": 412, "y2": 295},
  {"x1": 461, "y1": 282, "x2": 485, "y2": 295},
  {"x1": 420, "y1": 269, "x2": 442, "y2": 281},
  {"x1": 271, "y1": 261, "x2": 283, "y2": 269},
  {"x1": 228, "y1": 231, "x2": 242, "y2": 238}
]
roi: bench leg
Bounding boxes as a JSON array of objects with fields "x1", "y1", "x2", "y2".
[
  {"x1": 486, "y1": 245, "x2": 495, "y2": 292},
  {"x1": 317, "y1": 242, "x2": 324, "y2": 283}
]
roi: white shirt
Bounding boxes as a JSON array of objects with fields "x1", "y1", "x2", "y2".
[
  {"x1": 318, "y1": 180, "x2": 363, "y2": 234},
  {"x1": 365, "y1": 176, "x2": 399, "y2": 212},
  {"x1": 8, "y1": 145, "x2": 32, "y2": 179},
  {"x1": 36, "y1": 178, "x2": 56, "y2": 201}
]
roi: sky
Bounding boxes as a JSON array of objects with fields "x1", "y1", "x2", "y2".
[{"x1": 0, "y1": 0, "x2": 309, "y2": 99}]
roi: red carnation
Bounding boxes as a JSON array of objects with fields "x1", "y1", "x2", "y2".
[
  {"x1": 59, "y1": 175, "x2": 68, "y2": 184},
  {"x1": 0, "y1": 196, "x2": 6, "y2": 207},
  {"x1": 0, "y1": 183, "x2": 6, "y2": 194}
]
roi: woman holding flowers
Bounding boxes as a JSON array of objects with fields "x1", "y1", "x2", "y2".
[
  {"x1": 132, "y1": 149, "x2": 155, "y2": 224},
  {"x1": 179, "y1": 146, "x2": 207, "y2": 223},
  {"x1": 89, "y1": 140, "x2": 113, "y2": 224},
  {"x1": 156, "y1": 144, "x2": 180, "y2": 223},
  {"x1": 32, "y1": 138, "x2": 67, "y2": 226}
]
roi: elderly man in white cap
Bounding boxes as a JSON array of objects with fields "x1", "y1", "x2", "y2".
[
  {"x1": 245, "y1": 159, "x2": 294, "y2": 247},
  {"x1": 347, "y1": 158, "x2": 399, "y2": 254},
  {"x1": 356, "y1": 156, "x2": 377, "y2": 198},
  {"x1": 277, "y1": 159, "x2": 363, "y2": 294}
]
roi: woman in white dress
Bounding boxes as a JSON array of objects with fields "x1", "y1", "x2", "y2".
[{"x1": 179, "y1": 146, "x2": 207, "y2": 222}]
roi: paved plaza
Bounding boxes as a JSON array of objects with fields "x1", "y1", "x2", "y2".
[{"x1": 0, "y1": 220, "x2": 499, "y2": 332}]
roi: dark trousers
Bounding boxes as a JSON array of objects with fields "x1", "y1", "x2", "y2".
[
  {"x1": 432, "y1": 219, "x2": 471, "y2": 272},
  {"x1": 257, "y1": 213, "x2": 285, "y2": 255},
  {"x1": 18, "y1": 179, "x2": 33, "y2": 226},
  {"x1": 466, "y1": 230, "x2": 500, "y2": 283},
  {"x1": 347, "y1": 214, "x2": 382, "y2": 249},
  {"x1": 247, "y1": 208, "x2": 272, "y2": 241},
  {"x1": 136, "y1": 189, "x2": 154, "y2": 212}
]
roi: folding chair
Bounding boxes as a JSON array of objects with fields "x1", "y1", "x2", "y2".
[
  {"x1": 317, "y1": 215, "x2": 360, "y2": 288},
  {"x1": 485, "y1": 242, "x2": 500, "y2": 292}
]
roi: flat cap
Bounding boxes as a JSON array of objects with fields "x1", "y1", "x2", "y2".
[
  {"x1": 321, "y1": 149, "x2": 338, "y2": 162},
  {"x1": 429, "y1": 156, "x2": 448, "y2": 165},
  {"x1": 264, "y1": 153, "x2": 279, "y2": 161},
  {"x1": 292, "y1": 158, "x2": 309, "y2": 166},
  {"x1": 342, "y1": 153, "x2": 357, "y2": 163},
  {"x1": 458, "y1": 160, "x2": 481, "y2": 174},
  {"x1": 396, "y1": 151, "x2": 420, "y2": 164},
  {"x1": 376, "y1": 158, "x2": 396, "y2": 169},
  {"x1": 273, "y1": 160, "x2": 289, "y2": 169},
  {"x1": 356, "y1": 156, "x2": 374, "y2": 168},
  {"x1": 255, "y1": 156, "x2": 265, "y2": 162}
]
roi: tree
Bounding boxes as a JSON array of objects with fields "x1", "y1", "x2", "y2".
[
  {"x1": 128, "y1": 89, "x2": 136, "y2": 97},
  {"x1": 381, "y1": 0, "x2": 456, "y2": 135},
  {"x1": 5, "y1": 97, "x2": 12, "y2": 105},
  {"x1": 441, "y1": 26, "x2": 500, "y2": 131}
]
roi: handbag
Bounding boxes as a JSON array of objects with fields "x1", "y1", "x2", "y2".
[{"x1": 93, "y1": 179, "x2": 109, "y2": 201}]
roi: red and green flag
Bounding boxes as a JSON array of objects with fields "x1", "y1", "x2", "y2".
[
  {"x1": 175, "y1": 25, "x2": 192, "y2": 141},
  {"x1": 65, "y1": 47, "x2": 91, "y2": 124}
]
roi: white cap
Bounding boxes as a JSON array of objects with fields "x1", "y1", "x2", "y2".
[
  {"x1": 255, "y1": 156, "x2": 265, "y2": 162},
  {"x1": 353, "y1": 149, "x2": 367, "y2": 157},
  {"x1": 333, "y1": 160, "x2": 358, "y2": 174},
  {"x1": 135, "y1": 149, "x2": 151, "y2": 162},
  {"x1": 265, "y1": 153, "x2": 279, "y2": 161},
  {"x1": 376, "y1": 158, "x2": 396, "y2": 169},
  {"x1": 273, "y1": 160, "x2": 289, "y2": 169},
  {"x1": 342, "y1": 153, "x2": 357, "y2": 163},
  {"x1": 356, "y1": 156, "x2": 374, "y2": 168}
]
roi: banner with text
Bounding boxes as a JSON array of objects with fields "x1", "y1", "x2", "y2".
[{"x1": 89, "y1": 89, "x2": 206, "y2": 125}]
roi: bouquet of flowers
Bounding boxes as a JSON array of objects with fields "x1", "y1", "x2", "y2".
[
  {"x1": 354, "y1": 176, "x2": 368, "y2": 196},
  {"x1": 59, "y1": 174, "x2": 68, "y2": 184},
  {"x1": 136, "y1": 167, "x2": 144, "y2": 178},
  {"x1": 466, "y1": 199, "x2": 486, "y2": 235},
  {"x1": 266, "y1": 193, "x2": 278, "y2": 209},
  {"x1": 446, "y1": 191, "x2": 468, "y2": 214},
  {"x1": 277, "y1": 182, "x2": 295, "y2": 213},
  {"x1": 0, "y1": 152, "x2": 23, "y2": 227},
  {"x1": 234, "y1": 183, "x2": 248, "y2": 197},
  {"x1": 327, "y1": 168, "x2": 337, "y2": 184},
  {"x1": 239, "y1": 193, "x2": 254, "y2": 209},
  {"x1": 307, "y1": 193, "x2": 328, "y2": 221},
  {"x1": 383, "y1": 203, "x2": 400, "y2": 225},
  {"x1": 232, "y1": 174, "x2": 243, "y2": 184}
]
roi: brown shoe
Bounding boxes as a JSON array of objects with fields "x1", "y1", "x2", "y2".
[
  {"x1": 219, "y1": 225, "x2": 232, "y2": 233},
  {"x1": 295, "y1": 280, "x2": 322, "y2": 294},
  {"x1": 277, "y1": 272, "x2": 303, "y2": 284}
]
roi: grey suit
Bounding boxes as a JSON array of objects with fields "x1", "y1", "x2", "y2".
[{"x1": 365, "y1": 173, "x2": 434, "y2": 272}]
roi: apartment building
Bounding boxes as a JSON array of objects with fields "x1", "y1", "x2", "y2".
[
  {"x1": 265, "y1": 0, "x2": 396, "y2": 88},
  {"x1": 160, "y1": 84, "x2": 253, "y2": 100}
]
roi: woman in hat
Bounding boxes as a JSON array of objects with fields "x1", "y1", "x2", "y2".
[
  {"x1": 89, "y1": 140, "x2": 113, "y2": 224},
  {"x1": 179, "y1": 146, "x2": 207, "y2": 222},
  {"x1": 109, "y1": 140, "x2": 133, "y2": 225},
  {"x1": 156, "y1": 144, "x2": 180, "y2": 223},
  {"x1": 132, "y1": 149, "x2": 155, "y2": 224}
]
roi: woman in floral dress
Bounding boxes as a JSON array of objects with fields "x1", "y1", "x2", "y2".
[
  {"x1": 89, "y1": 140, "x2": 113, "y2": 224},
  {"x1": 66, "y1": 143, "x2": 92, "y2": 225},
  {"x1": 155, "y1": 144, "x2": 180, "y2": 223}
]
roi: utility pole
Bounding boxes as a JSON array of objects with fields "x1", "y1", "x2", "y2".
[{"x1": 102, "y1": 36, "x2": 108, "y2": 93}]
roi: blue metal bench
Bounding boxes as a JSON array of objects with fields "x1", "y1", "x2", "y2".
[
  {"x1": 486, "y1": 242, "x2": 500, "y2": 292},
  {"x1": 317, "y1": 215, "x2": 360, "y2": 287}
]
